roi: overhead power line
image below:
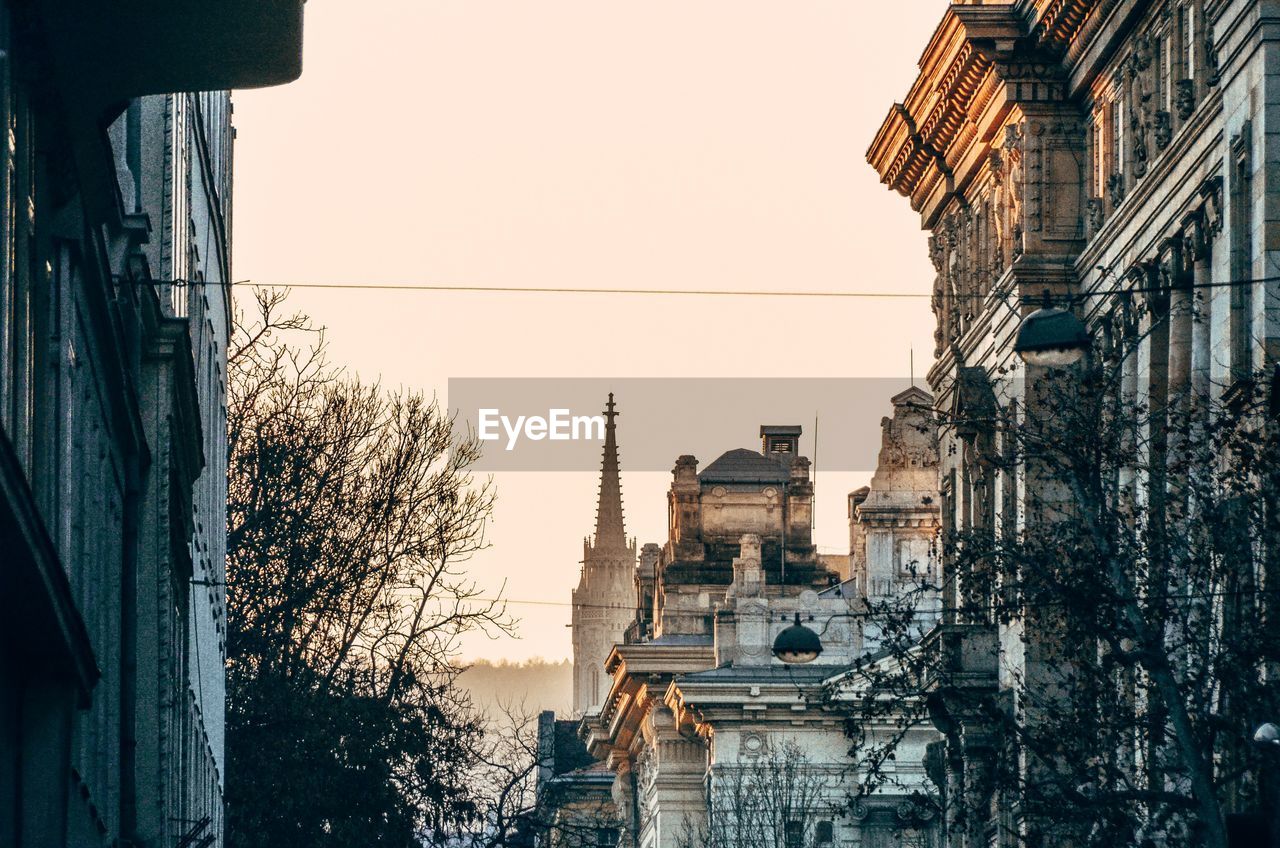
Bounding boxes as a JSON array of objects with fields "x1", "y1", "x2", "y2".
[
  {"x1": 214, "y1": 280, "x2": 934, "y2": 298},
  {"x1": 470, "y1": 583, "x2": 1278, "y2": 617},
  {"x1": 143, "y1": 274, "x2": 1280, "y2": 301}
]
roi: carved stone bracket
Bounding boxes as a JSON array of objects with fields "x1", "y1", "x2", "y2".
[
  {"x1": 1086, "y1": 197, "x2": 1105, "y2": 237},
  {"x1": 1181, "y1": 216, "x2": 1208, "y2": 266},
  {"x1": 1175, "y1": 78, "x2": 1196, "y2": 120},
  {"x1": 1159, "y1": 236, "x2": 1188, "y2": 289},
  {"x1": 1131, "y1": 120, "x2": 1149, "y2": 178},
  {"x1": 1200, "y1": 175, "x2": 1224, "y2": 237},
  {"x1": 1154, "y1": 110, "x2": 1172, "y2": 150},
  {"x1": 1205, "y1": 28, "x2": 1221, "y2": 87},
  {"x1": 1107, "y1": 172, "x2": 1126, "y2": 209}
]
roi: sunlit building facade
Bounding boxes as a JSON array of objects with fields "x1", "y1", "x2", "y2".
[{"x1": 869, "y1": 0, "x2": 1279, "y2": 844}]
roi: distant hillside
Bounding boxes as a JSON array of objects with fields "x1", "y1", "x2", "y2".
[{"x1": 457, "y1": 658, "x2": 574, "y2": 719}]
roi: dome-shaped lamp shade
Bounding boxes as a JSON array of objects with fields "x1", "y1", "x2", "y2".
[
  {"x1": 772, "y1": 613, "x2": 822, "y2": 664},
  {"x1": 1254, "y1": 722, "x2": 1280, "y2": 745},
  {"x1": 1015, "y1": 300, "x2": 1091, "y2": 367}
]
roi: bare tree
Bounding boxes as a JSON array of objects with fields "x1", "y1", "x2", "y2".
[
  {"x1": 226, "y1": 290, "x2": 514, "y2": 847},
  {"x1": 441, "y1": 702, "x2": 621, "y2": 848},
  {"x1": 676, "y1": 739, "x2": 843, "y2": 848},
  {"x1": 840, "y1": 307, "x2": 1280, "y2": 848}
]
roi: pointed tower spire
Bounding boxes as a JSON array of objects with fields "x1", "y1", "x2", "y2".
[{"x1": 593, "y1": 393, "x2": 627, "y2": 551}]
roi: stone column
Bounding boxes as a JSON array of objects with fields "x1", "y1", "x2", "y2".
[
  {"x1": 1163, "y1": 236, "x2": 1193, "y2": 407},
  {"x1": 610, "y1": 754, "x2": 642, "y2": 848},
  {"x1": 1189, "y1": 179, "x2": 1223, "y2": 409},
  {"x1": 1188, "y1": 234, "x2": 1211, "y2": 402},
  {"x1": 644, "y1": 709, "x2": 708, "y2": 848}
]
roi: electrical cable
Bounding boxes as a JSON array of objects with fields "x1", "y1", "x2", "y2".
[
  {"x1": 133, "y1": 273, "x2": 1280, "y2": 301},
  {"x1": 461, "y1": 583, "x2": 1280, "y2": 619}
]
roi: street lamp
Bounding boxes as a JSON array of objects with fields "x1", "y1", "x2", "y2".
[
  {"x1": 772, "y1": 613, "x2": 823, "y2": 664},
  {"x1": 1247, "y1": 722, "x2": 1280, "y2": 848},
  {"x1": 1014, "y1": 290, "x2": 1091, "y2": 367}
]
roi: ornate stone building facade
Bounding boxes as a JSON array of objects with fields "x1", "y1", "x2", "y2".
[
  {"x1": 573, "y1": 394, "x2": 639, "y2": 715},
  {"x1": 843, "y1": 387, "x2": 943, "y2": 654},
  {"x1": 582, "y1": 406, "x2": 942, "y2": 848},
  {"x1": 869, "y1": 0, "x2": 1278, "y2": 844},
  {"x1": 0, "y1": 4, "x2": 303, "y2": 847}
]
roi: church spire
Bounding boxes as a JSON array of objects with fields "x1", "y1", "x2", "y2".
[{"x1": 592, "y1": 393, "x2": 627, "y2": 551}]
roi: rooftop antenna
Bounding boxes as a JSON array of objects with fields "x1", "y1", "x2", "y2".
[{"x1": 910, "y1": 347, "x2": 915, "y2": 388}]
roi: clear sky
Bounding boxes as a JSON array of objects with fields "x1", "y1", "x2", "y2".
[{"x1": 231, "y1": 0, "x2": 947, "y2": 663}]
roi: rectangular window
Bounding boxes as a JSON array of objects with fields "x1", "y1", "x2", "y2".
[
  {"x1": 0, "y1": 40, "x2": 35, "y2": 473},
  {"x1": 1157, "y1": 33, "x2": 1167, "y2": 113},
  {"x1": 1178, "y1": 4, "x2": 1190, "y2": 80},
  {"x1": 1230, "y1": 125, "x2": 1254, "y2": 381},
  {"x1": 1186, "y1": 4, "x2": 1196, "y2": 82},
  {"x1": 1115, "y1": 96, "x2": 1125, "y2": 178}
]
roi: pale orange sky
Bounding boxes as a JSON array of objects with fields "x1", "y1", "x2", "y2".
[{"x1": 231, "y1": 1, "x2": 947, "y2": 663}]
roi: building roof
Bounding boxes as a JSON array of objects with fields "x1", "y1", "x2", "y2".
[
  {"x1": 697, "y1": 448, "x2": 790, "y2": 484},
  {"x1": 648, "y1": 634, "x2": 714, "y2": 647},
  {"x1": 759, "y1": 425, "x2": 802, "y2": 436},
  {"x1": 676, "y1": 663, "x2": 851, "y2": 686},
  {"x1": 549, "y1": 717, "x2": 595, "y2": 777},
  {"x1": 549, "y1": 759, "x2": 615, "y2": 786},
  {"x1": 890, "y1": 385, "x2": 934, "y2": 408}
]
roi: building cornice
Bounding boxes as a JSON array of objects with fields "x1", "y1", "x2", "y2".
[
  {"x1": 867, "y1": 6, "x2": 1027, "y2": 225},
  {"x1": 588, "y1": 641, "x2": 716, "y2": 761},
  {"x1": 868, "y1": 3, "x2": 1099, "y2": 229}
]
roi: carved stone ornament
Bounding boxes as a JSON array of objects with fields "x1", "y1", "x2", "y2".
[
  {"x1": 896, "y1": 799, "x2": 937, "y2": 823},
  {"x1": 1201, "y1": 175, "x2": 1224, "y2": 236},
  {"x1": 1108, "y1": 172, "x2": 1126, "y2": 208},
  {"x1": 739, "y1": 731, "x2": 767, "y2": 758},
  {"x1": 1181, "y1": 216, "x2": 1207, "y2": 263},
  {"x1": 1176, "y1": 79, "x2": 1196, "y2": 121},
  {"x1": 1131, "y1": 121, "x2": 1148, "y2": 178},
  {"x1": 1154, "y1": 110, "x2": 1172, "y2": 150},
  {"x1": 1087, "y1": 197, "x2": 1105, "y2": 236},
  {"x1": 1205, "y1": 29, "x2": 1220, "y2": 87},
  {"x1": 1132, "y1": 35, "x2": 1152, "y2": 72},
  {"x1": 850, "y1": 799, "x2": 871, "y2": 821}
]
